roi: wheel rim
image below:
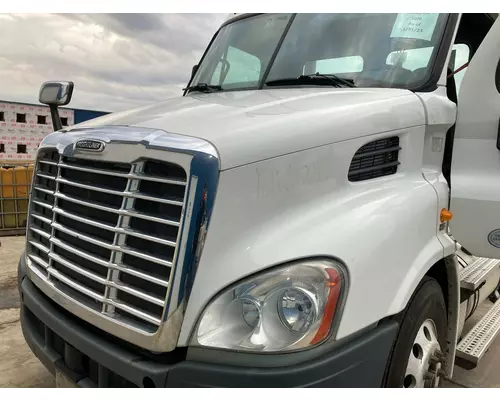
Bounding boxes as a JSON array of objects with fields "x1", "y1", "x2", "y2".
[{"x1": 403, "y1": 319, "x2": 443, "y2": 388}]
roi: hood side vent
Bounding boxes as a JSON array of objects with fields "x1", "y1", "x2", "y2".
[{"x1": 348, "y1": 136, "x2": 401, "y2": 182}]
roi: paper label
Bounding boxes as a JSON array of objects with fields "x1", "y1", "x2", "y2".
[{"x1": 390, "y1": 13, "x2": 439, "y2": 41}]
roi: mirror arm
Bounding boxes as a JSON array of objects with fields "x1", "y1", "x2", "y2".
[{"x1": 49, "y1": 104, "x2": 63, "y2": 131}]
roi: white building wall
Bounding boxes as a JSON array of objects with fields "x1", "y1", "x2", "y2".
[{"x1": 0, "y1": 101, "x2": 75, "y2": 163}]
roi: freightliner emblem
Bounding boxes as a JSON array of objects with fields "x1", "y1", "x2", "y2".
[{"x1": 75, "y1": 139, "x2": 105, "y2": 152}]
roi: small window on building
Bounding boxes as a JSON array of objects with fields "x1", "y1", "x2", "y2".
[
  {"x1": 0, "y1": 143, "x2": 5, "y2": 153},
  {"x1": 37, "y1": 115, "x2": 47, "y2": 125},
  {"x1": 16, "y1": 113, "x2": 26, "y2": 123},
  {"x1": 60, "y1": 117, "x2": 68, "y2": 126},
  {"x1": 0, "y1": 111, "x2": 4, "y2": 122},
  {"x1": 17, "y1": 144, "x2": 27, "y2": 154}
]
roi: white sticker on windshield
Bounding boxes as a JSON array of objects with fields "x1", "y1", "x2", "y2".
[{"x1": 390, "y1": 13, "x2": 439, "y2": 41}]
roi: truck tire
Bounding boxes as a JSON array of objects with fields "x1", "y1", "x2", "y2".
[{"x1": 384, "y1": 276, "x2": 447, "y2": 388}]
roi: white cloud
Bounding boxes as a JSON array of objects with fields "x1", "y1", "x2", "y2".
[{"x1": 0, "y1": 13, "x2": 228, "y2": 112}]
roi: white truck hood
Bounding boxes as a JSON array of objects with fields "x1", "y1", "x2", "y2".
[{"x1": 69, "y1": 88, "x2": 425, "y2": 170}]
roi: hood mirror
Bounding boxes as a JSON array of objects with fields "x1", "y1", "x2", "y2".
[
  {"x1": 39, "y1": 81, "x2": 74, "y2": 106},
  {"x1": 39, "y1": 81, "x2": 74, "y2": 131}
]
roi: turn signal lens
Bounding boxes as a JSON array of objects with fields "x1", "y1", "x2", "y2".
[{"x1": 440, "y1": 208, "x2": 453, "y2": 223}]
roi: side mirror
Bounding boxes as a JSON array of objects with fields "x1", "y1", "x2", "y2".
[
  {"x1": 39, "y1": 81, "x2": 74, "y2": 106},
  {"x1": 191, "y1": 64, "x2": 199, "y2": 80},
  {"x1": 39, "y1": 81, "x2": 74, "y2": 131}
]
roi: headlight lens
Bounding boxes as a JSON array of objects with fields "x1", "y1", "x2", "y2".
[{"x1": 192, "y1": 259, "x2": 346, "y2": 352}]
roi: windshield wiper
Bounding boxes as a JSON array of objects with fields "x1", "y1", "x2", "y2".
[
  {"x1": 184, "y1": 83, "x2": 223, "y2": 93},
  {"x1": 266, "y1": 73, "x2": 356, "y2": 88}
]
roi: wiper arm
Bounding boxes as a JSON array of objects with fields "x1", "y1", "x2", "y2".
[
  {"x1": 266, "y1": 72, "x2": 356, "y2": 88},
  {"x1": 184, "y1": 83, "x2": 223, "y2": 93},
  {"x1": 305, "y1": 73, "x2": 357, "y2": 88}
]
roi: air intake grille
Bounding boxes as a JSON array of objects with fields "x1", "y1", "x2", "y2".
[
  {"x1": 348, "y1": 137, "x2": 401, "y2": 182},
  {"x1": 27, "y1": 148, "x2": 187, "y2": 332}
]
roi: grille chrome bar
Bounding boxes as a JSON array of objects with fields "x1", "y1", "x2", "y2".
[
  {"x1": 50, "y1": 252, "x2": 165, "y2": 307},
  {"x1": 38, "y1": 160, "x2": 58, "y2": 166},
  {"x1": 53, "y1": 207, "x2": 117, "y2": 232},
  {"x1": 120, "y1": 209, "x2": 180, "y2": 227},
  {"x1": 34, "y1": 187, "x2": 55, "y2": 196},
  {"x1": 32, "y1": 199, "x2": 53, "y2": 210},
  {"x1": 31, "y1": 213, "x2": 53, "y2": 225},
  {"x1": 28, "y1": 254, "x2": 49, "y2": 269},
  {"x1": 50, "y1": 252, "x2": 107, "y2": 285},
  {"x1": 119, "y1": 247, "x2": 173, "y2": 267},
  {"x1": 112, "y1": 263, "x2": 169, "y2": 288},
  {"x1": 54, "y1": 192, "x2": 120, "y2": 213},
  {"x1": 48, "y1": 267, "x2": 106, "y2": 302},
  {"x1": 108, "y1": 300, "x2": 162, "y2": 326},
  {"x1": 29, "y1": 260, "x2": 163, "y2": 327},
  {"x1": 29, "y1": 240, "x2": 50, "y2": 254},
  {"x1": 54, "y1": 192, "x2": 181, "y2": 227},
  {"x1": 30, "y1": 226, "x2": 51, "y2": 239},
  {"x1": 57, "y1": 177, "x2": 184, "y2": 206},
  {"x1": 50, "y1": 236, "x2": 110, "y2": 267},
  {"x1": 59, "y1": 161, "x2": 187, "y2": 185},
  {"x1": 118, "y1": 228, "x2": 176, "y2": 247},
  {"x1": 110, "y1": 283, "x2": 165, "y2": 307},
  {"x1": 52, "y1": 221, "x2": 174, "y2": 267},
  {"x1": 37, "y1": 172, "x2": 57, "y2": 180},
  {"x1": 52, "y1": 222, "x2": 114, "y2": 250}
]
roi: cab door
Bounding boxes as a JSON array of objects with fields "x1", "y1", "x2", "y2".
[{"x1": 450, "y1": 17, "x2": 500, "y2": 258}]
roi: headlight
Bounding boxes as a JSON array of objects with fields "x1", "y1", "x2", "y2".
[{"x1": 192, "y1": 259, "x2": 346, "y2": 353}]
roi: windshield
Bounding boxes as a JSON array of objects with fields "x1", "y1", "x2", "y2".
[{"x1": 190, "y1": 13, "x2": 450, "y2": 92}]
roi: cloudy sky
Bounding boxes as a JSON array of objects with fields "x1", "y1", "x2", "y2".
[{"x1": 0, "y1": 13, "x2": 229, "y2": 112}]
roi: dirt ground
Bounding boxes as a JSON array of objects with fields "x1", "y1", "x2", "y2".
[
  {"x1": 0, "y1": 236, "x2": 54, "y2": 387},
  {"x1": 1, "y1": 234, "x2": 499, "y2": 388}
]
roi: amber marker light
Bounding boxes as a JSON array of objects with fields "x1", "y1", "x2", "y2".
[
  {"x1": 440, "y1": 208, "x2": 453, "y2": 224},
  {"x1": 311, "y1": 268, "x2": 343, "y2": 345}
]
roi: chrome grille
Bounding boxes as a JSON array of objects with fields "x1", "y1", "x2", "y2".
[{"x1": 27, "y1": 148, "x2": 188, "y2": 332}]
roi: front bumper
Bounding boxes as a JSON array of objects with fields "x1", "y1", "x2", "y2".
[{"x1": 19, "y1": 254, "x2": 398, "y2": 387}]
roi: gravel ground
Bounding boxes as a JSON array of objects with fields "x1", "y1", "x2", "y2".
[{"x1": 1, "y1": 234, "x2": 499, "y2": 388}]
